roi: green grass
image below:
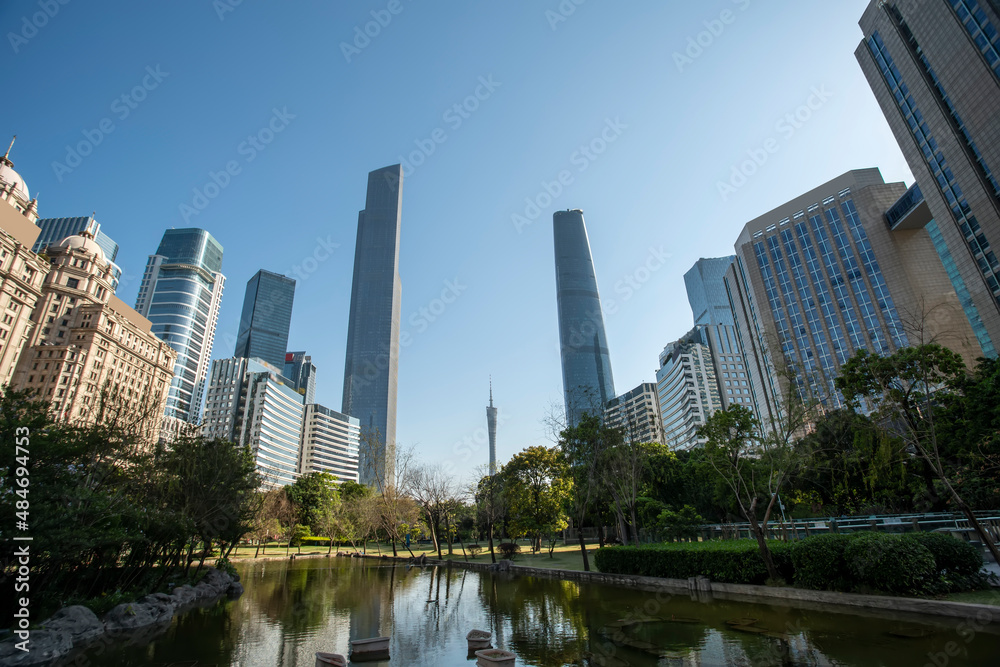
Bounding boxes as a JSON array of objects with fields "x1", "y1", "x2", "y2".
[{"x1": 945, "y1": 590, "x2": 1000, "y2": 606}]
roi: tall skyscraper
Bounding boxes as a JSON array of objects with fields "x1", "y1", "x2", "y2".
[
  {"x1": 234, "y1": 269, "x2": 295, "y2": 368},
  {"x1": 486, "y1": 379, "x2": 498, "y2": 476},
  {"x1": 656, "y1": 326, "x2": 722, "y2": 449},
  {"x1": 135, "y1": 228, "x2": 225, "y2": 437},
  {"x1": 284, "y1": 351, "x2": 317, "y2": 404},
  {"x1": 300, "y1": 404, "x2": 361, "y2": 483},
  {"x1": 857, "y1": 0, "x2": 1000, "y2": 357},
  {"x1": 553, "y1": 209, "x2": 615, "y2": 427},
  {"x1": 725, "y1": 169, "x2": 979, "y2": 427},
  {"x1": 33, "y1": 216, "x2": 119, "y2": 262},
  {"x1": 342, "y1": 165, "x2": 403, "y2": 487}
]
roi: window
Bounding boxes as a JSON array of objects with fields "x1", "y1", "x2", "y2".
[{"x1": 67, "y1": 278, "x2": 79, "y2": 289}]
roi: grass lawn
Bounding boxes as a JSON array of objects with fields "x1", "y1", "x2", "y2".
[{"x1": 945, "y1": 590, "x2": 1000, "y2": 606}]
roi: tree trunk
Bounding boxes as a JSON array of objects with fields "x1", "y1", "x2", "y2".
[
  {"x1": 488, "y1": 523, "x2": 497, "y2": 563},
  {"x1": 943, "y1": 478, "x2": 1000, "y2": 566},
  {"x1": 629, "y1": 506, "x2": 641, "y2": 546},
  {"x1": 578, "y1": 530, "x2": 591, "y2": 572},
  {"x1": 745, "y1": 505, "x2": 780, "y2": 581},
  {"x1": 445, "y1": 514, "x2": 454, "y2": 556}
]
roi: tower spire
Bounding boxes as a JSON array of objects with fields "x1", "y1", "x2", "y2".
[
  {"x1": 489, "y1": 376, "x2": 493, "y2": 407},
  {"x1": 1, "y1": 135, "x2": 14, "y2": 165}
]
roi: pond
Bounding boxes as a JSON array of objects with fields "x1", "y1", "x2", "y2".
[{"x1": 76, "y1": 556, "x2": 999, "y2": 666}]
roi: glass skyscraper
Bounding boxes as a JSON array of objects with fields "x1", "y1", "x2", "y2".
[
  {"x1": 34, "y1": 216, "x2": 121, "y2": 290},
  {"x1": 342, "y1": 164, "x2": 403, "y2": 487},
  {"x1": 553, "y1": 208, "x2": 615, "y2": 427},
  {"x1": 135, "y1": 228, "x2": 225, "y2": 432},
  {"x1": 284, "y1": 351, "x2": 317, "y2": 404},
  {"x1": 234, "y1": 269, "x2": 295, "y2": 368},
  {"x1": 655, "y1": 328, "x2": 721, "y2": 449}
]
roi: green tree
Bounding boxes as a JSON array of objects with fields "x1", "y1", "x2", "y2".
[
  {"x1": 474, "y1": 469, "x2": 506, "y2": 563},
  {"x1": 558, "y1": 414, "x2": 615, "y2": 570},
  {"x1": 501, "y1": 446, "x2": 572, "y2": 552},
  {"x1": 286, "y1": 471, "x2": 340, "y2": 534}
]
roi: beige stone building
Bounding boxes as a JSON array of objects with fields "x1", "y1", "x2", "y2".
[{"x1": 10, "y1": 233, "x2": 176, "y2": 440}]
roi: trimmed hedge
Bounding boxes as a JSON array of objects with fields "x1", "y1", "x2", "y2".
[
  {"x1": 595, "y1": 532, "x2": 985, "y2": 596},
  {"x1": 592, "y1": 539, "x2": 795, "y2": 585}
]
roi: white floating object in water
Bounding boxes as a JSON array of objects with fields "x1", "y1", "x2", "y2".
[
  {"x1": 475, "y1": 648, "x2": 516, "y2": 666},
  {"x1": 315, "y1": 652, "x2": 347, "y2": 666}
]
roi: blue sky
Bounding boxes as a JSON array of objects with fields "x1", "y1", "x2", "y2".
[{"x1": 3, "y1": 0, "x2": 912, "y2": 483}]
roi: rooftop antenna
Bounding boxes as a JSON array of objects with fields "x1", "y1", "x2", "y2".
[{"x1": 3, "y1": 135, "x2": 15, "y2": 160}]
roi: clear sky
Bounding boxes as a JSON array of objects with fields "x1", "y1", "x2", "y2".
[{"x1": 3, "y1": 0, "x2": 913, "y2": 484}]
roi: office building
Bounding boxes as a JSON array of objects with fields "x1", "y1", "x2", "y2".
[
  {"x1": 553, "y1": 208, "x2": 615, "y2": 427},
  {"x1": 284, "y1": 351, "x2": 317, "y2": 404},
  {"x1": 300, "y1": 404, "x2": 361, "y2": 483},
  {"x1": 234, "y1": 269, "x2": 295, "y2": 368},
  {"x1": 857, "y1": 0, "x2": 1000, "y2": 357},
  {"x1": 33, "y1": 216, "x2": 118, "y2": 262},
  {"x1": 135, "y1": 229, "x2": 225, "y2": 439},
  {"x1": 11, "y1": 233, "x2": 176, "y2": 442},
  {"x1": 0, "y1": 142, "x2": 51, "y2": 386},
  {"x1": 486, "y1": 380, "x2": 498, "y2": 475},
  {"x1": 655, "y1": 326, "x2": 722, "y2": 449},
  {"x1": 342, "y1": 165, "x2": 404, "y2": 487},
  {"x1": 604, "y1": 382, "x2": 664, "y2": 445},
  {"x1": 726, "y1": 169, "x2": 979, "y2": 427}
]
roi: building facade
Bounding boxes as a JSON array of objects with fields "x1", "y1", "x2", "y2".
[
  {"x1": 553, "y1": 208, "x2": 616, "y2": 427},
  {"x1": 857, "y1": 0, "x2": 1000, "y2": 357},
  {"x1": 604, "y1": 382, "x2": 664, "y2": 445},
  {"x1": 726, "y1": 169, "x2": 980, "y2": 426},
  {"x1": 299, "y1": 403, "x2": 361, "y2": 483},
  {"x1": 33, "y1": 216, "x2": 119, "y2": 262},
  {"x1": 234, "y1": 269, "x2": 295, "y2": 368},
  {"x1": 11, "y1": 234, "x2": 176, "y2": 442},
  {"x1": 135, "y1": 229, "x2": 225, "y2": 436},
  {"x1": 655, "y1": 326, "x2": 722, "y2": 449},
  {"x1": 284, "y1": 350, "x2": 317, "y2": 404},
  {"x1": 342, "y1": 165, "x2": 404, "y2": 487},
  {"x1": 486, "y1": 380, "x2": 498, "y2": 475}
]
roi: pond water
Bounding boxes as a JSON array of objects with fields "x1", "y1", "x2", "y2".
[{"x1": 76, "y1": 557, "x2": 999, "y2": 666}]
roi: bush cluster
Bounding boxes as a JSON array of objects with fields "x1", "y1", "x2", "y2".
[{"x1": 595, "y1": 531, "x2": 984, "y2": 596}]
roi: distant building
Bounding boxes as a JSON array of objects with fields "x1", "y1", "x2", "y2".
[
  {"x1": 857, "y1": 0, "x2": 1000, "y2": 356},
  {"x1": 342, "y1": 165, "x2": 404, "y2": 486},
  {"x1": 135, "y1": 229, "x2": 225, "y2": 439},
  {"x1": 655, "y1": 326, "x2": 722, "y2": 449},
  {"x1": 284, "y1": 351, "x2": 317, "y2": 404},
  {"x1": 234, "y1": 269, "x2": 295, "y2": 369},
  {"x1": 604, "y1": 382, "x2": 664, "y2": 445},
  {"x1": 300, "y1": 404, "x2": 360, "y2": 483},
  {"x1": 553, "y1": 209, "x2": 615, "y2": 427},
  {"x1": 11, "y1": 234, "x2": 176, "y2": 442},
  {"x1": 486, "y1": 380, "x2": 498, "y2": 475},
  {"x1": 33, "y1": 216, "x2": 119, "y2": 262}
]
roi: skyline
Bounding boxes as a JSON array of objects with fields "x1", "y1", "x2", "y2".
[{"x1": 2, "y1": 0, "x2": 915, "y2": 481}]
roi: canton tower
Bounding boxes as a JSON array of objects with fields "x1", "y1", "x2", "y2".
[{"x1": 486, "y1": 379, "x2": 498, "y2": 475}]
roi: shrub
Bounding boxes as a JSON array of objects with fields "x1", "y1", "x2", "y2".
[
  {"x1": 791, "y1": 534, "x2": 854, "y2": 591},
  {"x1": 467, "y1": 544, "x2": 483, "y2": 558},
  {"x1": 844, "y1": 533, "x2": 935, "y2": 595},
  {"x1": 497, "y1": 543, "x2": 521, "y2": 560},
  {"x1": 903, "y1": 532, "x2": 982, "y2": 576},
  {"x1": 593, "y1": 540, "x2": 795, "y2": 585},
  {"x1": 214, "y1": 557, "x2": 238, "y2": 579}
]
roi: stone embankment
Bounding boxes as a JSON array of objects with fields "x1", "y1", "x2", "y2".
[{"x1": 0, "y1": 568, "x2": 243, "y2": 667}]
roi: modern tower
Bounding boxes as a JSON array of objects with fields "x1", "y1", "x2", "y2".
[
  {"x1": 553, "y1": 209, "x2": 615, "y2": 427},
  {"x1": 655, "y1": 327, "x2": 722, "y2": 449},
  {"x1": 486, "y1": 379, "x2": 498, "y2": 476},
  {"x1": 342, "y1": 164, "x2": 403, "y2": 487},
  {"x1": 34, "y1": 216, "x2": 119, "y2": 263},
  {"x1": 135, "y1": 228, "x2": 225, "y2": 439},
  {"x1": 604, "y1": 382, "x2": 665, "y2": 445},
  {"x1": 857, "y1": 0, "x2": 1000, "y2": 356},
  {"x1": 284, "y1": 351, "x2": 317, "y2": 404},
  {"x1": 234, "y1": 269, "x2": 295, "y2": 368}
]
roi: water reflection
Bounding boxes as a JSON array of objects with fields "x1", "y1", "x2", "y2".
[{"x1": 79, "y1": 557, "x2": 999, "y2": 667}]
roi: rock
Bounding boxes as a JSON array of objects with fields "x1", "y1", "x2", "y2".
[
  {"x1": 38, "y1": 605, "x2": 103, "y2": 645},
  {"x1": 0, "y1": 630, "x2": 73, "y2": 666},
  {"x1": 136, "y1": 593, "x2": 177, "y2": 611},
  {"x1": 171, "y1": 585, "x2": 197, "y2": 608},
  {"x1": 488, "y1": 560, "x2": 511, "y2": 572},
  {"x1": 227, "y1": 582, "x2": 244, "y2": 599},
  {"x1": 103, "y1": 600, "x2": 173, "y2": 634},
  {"x1": 199, "y1": 568, "x2": 234, "y2": 596}
]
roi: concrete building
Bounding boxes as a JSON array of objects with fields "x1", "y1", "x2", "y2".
[
  {"x1": 726, "y1": 169, "x2": 980, "y2": 427},
  {"x1": 284, "y1": 351, "x2": 317, "y2": 404},
  {"x1": 553, "y1": 209, "x2": 616, "y2": 427},
  {"x1": 11, "y1": 234, "x2": 176, "y2": 442},
  {"x1": 299, "y1": 403, "x2": 361, "y2": 483},
  {"x1": 487, "y1": 380, "x2": 498, "y2": 475},
  {"x1": 33, "y1": 216, "x2": 119, "y2": 263},
  {"x1": 604, "y1": 382, "x2": 664, "y2": 445},
  {"x1": 655, "y1": 326, "x2": 722, "y2": 450},
  {"x1": 234, "y1": 269, "x2": 295, "y2": 368},
  {"x1": 857, "y1": 0, "x2": 1000, "y2": 357},
  {"x1": 342, "y1": 165, "x2": 404, "y2": 486}
]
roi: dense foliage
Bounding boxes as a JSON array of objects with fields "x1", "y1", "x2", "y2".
[{"x1": 593, "y1": 540, "x2": 795, "y2": 585}]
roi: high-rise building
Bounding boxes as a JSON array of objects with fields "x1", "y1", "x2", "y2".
[
  {"x1": 342, "y1": 165, "x2": 404, "y2": 487},
  {"x1": 135, "y1": 228, "x2": 225, "y2": 439},
  {"x1": 726, "y1": 169, "x2": 980, "y2": 427},
  {"x1": 11, "y1": 234, "x2": 176, "y2": 442},
  {"x1": 684, "y1": 257, "x2": 748, "y2": 412},
  {"x1": 486, "y1": 380, "x2": 498, "y2": 475},
  {"x1": 553, "y1": 209, "x2": 615, "y2": 427},
  {"x1": 857, "y1": 0, "x2": 1000, "y2": 357},
  {"x1": 234, "y1": 269, "x2": 295, "y2": 368},
  {"x1": 300, "y1": 404, "x2": 361, "y2": 483},
  {"x1": 655, "y1": 326, "x2": 722, "y2": 449},
  {"x1": 33, "y1": 216, "x2": 118, "y2": 262},
  {"x1": 604, "y1": 382, "x2": 664, "y2": 445},
  {"x1": 284, "y1": 351, "x2": 317, "y2": 404}
]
